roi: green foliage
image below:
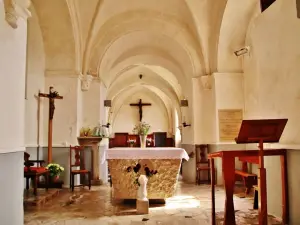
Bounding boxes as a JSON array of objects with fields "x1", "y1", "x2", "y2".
[
  {"x1": 46, "y1": 163, "x2": 64, "y2": 177},
  {"x1": 132, "y1": 121, "x2": 151, "y2": 135}
]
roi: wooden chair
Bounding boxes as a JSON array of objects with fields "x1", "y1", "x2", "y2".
[
  {"x1": 195, "y1": 144, "x2": 216, "y2": 185},
  {"x1": 69, "y1": 145, "x2": 91, "y2": 191},
  {"x1": 24, "y1": 152, "x2": 49, "y2": 196}
]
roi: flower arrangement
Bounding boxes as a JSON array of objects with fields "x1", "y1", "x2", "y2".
[
  {"x1": 128, "y1": 139, "x2": 136, "y2": 144},
  {"x1": 80, "y1": 126, "x2": 92, "y2": 137},
  {"x1": 133, "y1": 121, "x2": 151, "y2": 135},
  {"x1": 46, "y1": 163, "x2": 64, "y2": 177}
]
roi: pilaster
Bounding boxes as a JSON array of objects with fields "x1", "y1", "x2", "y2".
[
  {"x1": 3, "y1": 0, "x2": 31, "y2": 29},
  {"x1": 43, "y1": 72, "x2": 82, "y2": 146},
  {"x1": 212, "y1": 72, "x2": 244, "y2": 143}
]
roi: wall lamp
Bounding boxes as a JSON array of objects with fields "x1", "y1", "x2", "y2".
[
  {"x1": 234, "y1": 46, "x2": 250, "y2": 57},
  {"x1": 182, "y1": 122, "x2": 191, "y2": 127}
]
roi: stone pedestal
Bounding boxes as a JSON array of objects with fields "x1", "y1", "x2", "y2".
[
  {"x1": 136, "y1": 199, "x2": 149, "y2": 214},
  {"x1": 77, "y1": 136, "x2": 102, "y2": 185}
]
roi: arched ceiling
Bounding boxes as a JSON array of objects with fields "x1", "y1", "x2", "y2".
[
  {"x1": 30, "y1": 0, "x2": 258, "y2": 115},
  {"x1": 217, "y1": 0, "x2": 260, "y2": 72},
  {"x1": 31, "y1": 0, "x2": 77, "y2": 72}
]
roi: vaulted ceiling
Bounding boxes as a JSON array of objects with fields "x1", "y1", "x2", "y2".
[{"x1": 30, "y1": 0, "x2": 260, "y2": 120}]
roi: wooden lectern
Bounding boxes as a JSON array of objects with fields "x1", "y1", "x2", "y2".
[
  {"x1": 235, "y1": 119, "x2": 288, "y2": 225},
  {"x1": 208, "y1": 119, "x2": 289, "y2": 225}
]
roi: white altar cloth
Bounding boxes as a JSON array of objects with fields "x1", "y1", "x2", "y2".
[{"x1": 103, "y1": 147, "x2": 189, "y2": 163}]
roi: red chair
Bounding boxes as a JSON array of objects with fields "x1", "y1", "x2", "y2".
[
  {"x1": 24, "y1": 152, "x2": 49, "y2": 195},
  {"x1": 69, "y1": 145, "x2": 91, "y2": 191}
]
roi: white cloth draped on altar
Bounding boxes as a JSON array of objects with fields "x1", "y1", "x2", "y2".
[{"x1": 102, "y1": 147, "x2": 189, "y2": 163}]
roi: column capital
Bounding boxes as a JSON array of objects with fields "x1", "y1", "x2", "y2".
[
  {"x1": 212, "y1": 72, "x2": 243, "y2": 80},
  {"x1": 4, "y1": 0, "x2": 31, "y2": 29},
  {"x1": 79, "y1": 74, "x2": 94, "y2": 91},
  {"x1": 200, "y1": 75, "x2": 212, "y2": 90}
]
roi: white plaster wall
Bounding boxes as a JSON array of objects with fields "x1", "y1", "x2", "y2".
[
  {"x1": 82, "y1": 81, "x2": 101, "y2": 128},
  {"x1": 43, "y1": 76, "x2": 81, "y2": 146},
  {"x1": 0, "y1": 1, "x2": 28, "y2": 224},
  {"x1": 191, "y1": 76, "x2": 216, "y2": 144},
  {"x1": 25, "y1": 6, "x2": 45, "y2": 147},
  {"x1": 213, "y1": 73, "x2": 244, "y2": 143},
  {"x1": 113, "y1": 92, "x2": 168, "y2": 134},
  {"x1": 244, "y1": 0, "x2": 300, "y2": 222},
  {"x1": 202, "y1": 87, "x2": 216, "y2": 144},
  {"x1": 181, "y1": 79, "x2": 194, "y2": 144},
  {"x1": 192, "y1": 77, "x2": 204, "y2": 144},
  {"x1": 0, "y1": 3, "x2": 27, "y2": 153}
]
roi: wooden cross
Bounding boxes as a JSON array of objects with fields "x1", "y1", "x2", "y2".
[
  {"x1": 39, "y1": 87, "x2": 63, "y2": 163},
  {"x1": 130, "y1": 99, "x2": 151, "y2": 121}
]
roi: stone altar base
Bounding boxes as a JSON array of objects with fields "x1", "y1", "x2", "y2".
[
  {"x1": 108, "y1": 159, "x2": 181, "y2": 199},
  {"x1": 136, "y1": 199, "x2": 149, "y2": 214},
  {"x1": 24, "y1": 189, "x2": 60, "y2": 208}
]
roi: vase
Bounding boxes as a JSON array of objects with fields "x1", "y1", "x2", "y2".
[
  {"x1": 140, "y1": 135, "x2": 147, "y2": 148},
  {"x1": 51, "y1": 175, "x2": 59, "y2": 183}
]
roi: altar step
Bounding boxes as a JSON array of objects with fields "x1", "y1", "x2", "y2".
[{"x1": 24, "y1": 188, "x2": 60, "y2": 208}]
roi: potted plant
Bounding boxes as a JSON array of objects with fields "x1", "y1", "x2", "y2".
[
  {"x1": 133, "y1": 121, "x2": 150, "y2": 148},
  {"x1": 46, "y1": 163, "x2": 64, "y2": 182}
]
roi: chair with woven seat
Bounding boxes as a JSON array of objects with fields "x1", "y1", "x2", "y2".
[
  {"x1": 195, "y1": 144, "x2": 216, "y2": 185},
  {"x1": 69, "y1": 145, "x2": 91, "y2": 191}
]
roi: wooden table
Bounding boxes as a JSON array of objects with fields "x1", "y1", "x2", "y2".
[
  {"x1": 77, "y1": 136, "x2": 102, "y2": 185},
  {"x1": 208, "y1": 149, "x2": 289, "y2": 225}
]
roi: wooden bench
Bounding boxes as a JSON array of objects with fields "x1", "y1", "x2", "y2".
[{"x1": 235, "y1": 156, "x2": 259, "y2": 194}]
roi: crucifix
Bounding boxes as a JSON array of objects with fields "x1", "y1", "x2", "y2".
[
  {"x1": 130, "y1": 99, "x2": 151, "y2": 121},
  {"x1": 39, "y1": 87, "x2": 63, "y2": 163}
]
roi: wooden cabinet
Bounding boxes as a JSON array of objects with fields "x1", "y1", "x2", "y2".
[{"x1": 109, "y1": 132, "x2": 174, "y2": 148}]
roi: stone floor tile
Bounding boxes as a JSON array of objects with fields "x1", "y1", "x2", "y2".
[{"x1": 24, "y1": 182, "x2": 283, "y2": 225}]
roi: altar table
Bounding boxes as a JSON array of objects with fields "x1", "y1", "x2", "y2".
[
  {"x1": 104, "y1": 147, "x2": 189, "y2": 200},
  {"x1": 208, "y1": 149, "x2": 289, "y2": 225}
]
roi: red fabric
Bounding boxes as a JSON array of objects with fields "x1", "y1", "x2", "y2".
[{"x1": 24, "y1": 167, "x2": 47, "y2": 173}]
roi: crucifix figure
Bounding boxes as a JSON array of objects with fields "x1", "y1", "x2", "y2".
[
  {"x1": 39, "y1": 87, "x2": 63, "y2": 163},
  {"x1": 130, "y1": 99, "x2": 151, "y2": 121}
]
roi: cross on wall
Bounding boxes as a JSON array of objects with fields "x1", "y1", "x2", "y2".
[{"x1": 130, "y1": 99, "x2": 151, "y2": 121}]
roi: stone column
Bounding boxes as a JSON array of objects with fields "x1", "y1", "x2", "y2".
[
  {"x1": 212, "y1": 72, "x2": 245, "y2": 185},
  {"x1": 99, "y1": 81, "x2": 109, "y2": 184},
  {"x1": 43, "y1": 73, "x2": 83, "y2": 186},
  {"x1": 0, "y1": 1, "x2": 31, "y2": 224}
]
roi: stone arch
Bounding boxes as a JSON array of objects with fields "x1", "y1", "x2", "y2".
[
  {"x1": 98, "y1": 32, "x2": 190, "y2": 88},
  {"x1": 108, "y1": 55, "x2": 184, "y2": 95},
  {"x1": 85, "y1": 10, "x2": 205, "y2": 77},
  {"x1": 217, "y1": 0, "x2": 260, "y2": 72},
  {"x1": 111, "y1": 86, "x2": 172, "y2": 134},
  {"x1": 107, "y1": 67, "x2": 181, "y2": 105},
  {"x1": 25, "y1": 3, "x2": 46, "y2": 146},
  {"x1": 31, "y1": 0, "x2": 77, "y2": 72}
]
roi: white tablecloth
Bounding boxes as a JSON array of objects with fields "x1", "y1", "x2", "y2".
[{"x1": 102, "y1": 147, "x2": 189, "y2": 163}]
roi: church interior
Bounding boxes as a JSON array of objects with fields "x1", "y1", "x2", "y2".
[{"x1": 1, "y1": 0, "x2": 300, "y2": 224}]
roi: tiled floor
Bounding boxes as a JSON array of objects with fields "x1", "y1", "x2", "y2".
[{"x1": 24, "y1": 182, "x2": 282, "y2": 225}]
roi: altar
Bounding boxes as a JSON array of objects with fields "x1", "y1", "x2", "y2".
[{"x1": 103, "y1": 147, "x2": 189, "y2": 200}]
